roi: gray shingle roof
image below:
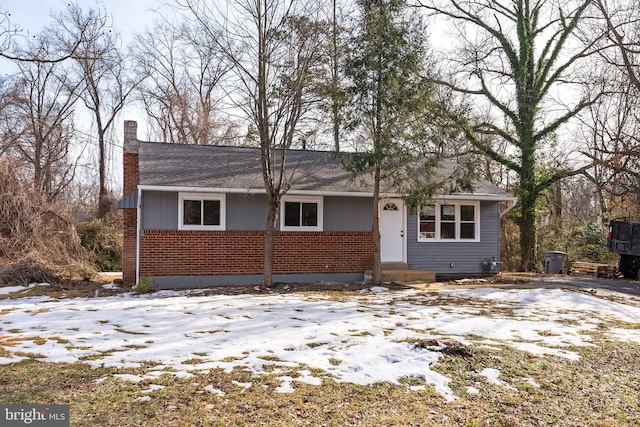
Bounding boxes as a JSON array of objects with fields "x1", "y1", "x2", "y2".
[{"x1": 137, "y1": 141, "x2": 514, "y2": 199}]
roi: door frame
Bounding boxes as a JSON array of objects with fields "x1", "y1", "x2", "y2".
[{"x1": 379, "y1": 197, "x2": 407, "y2": 263}]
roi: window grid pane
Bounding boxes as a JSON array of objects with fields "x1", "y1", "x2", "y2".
[
  {"x1": 183, "y1": 200, "x2": 201, "y2": 225},
  {"x1": 460, "y1": 205, "x2": 475, "y2": 239},
  {"x1": 440, "y1": 205, "x2": 456, "y2": 239},
  {"x1": 460, "y1": 205, "x2": 475, "y2": 222},
  {"x1": 301, "y1": 203, "x2": 318, "y2": 226},
  {"x1": 441, "y1": 205, "x2": 455, "y2": 221},
  {"x1": 460, "y1": 223, "x2": 475, "y2": 239},
  {"x1": 441, "y1": 223, "x2": 456, "y2": 239},
  {"x1": 419, "y1": 205, "x2": 436, "y2": 239},
  {"x1": 203, "y1": 200, "x2": 221, "y2": 225},
  {"x1": 284, "y1": 202, "x2": 301, "y2": 226},
  {"x1": 419, "y1": 221, "x2": 436, "y2": 239}
]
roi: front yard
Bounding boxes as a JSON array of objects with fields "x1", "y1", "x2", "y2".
[{"x1": 1, "y1": 282, "x2": 639, "y2": 426}]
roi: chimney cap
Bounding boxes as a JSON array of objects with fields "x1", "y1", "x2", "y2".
[{"x1": 124, "y1": 120, "x2": 139, "y2": 153}]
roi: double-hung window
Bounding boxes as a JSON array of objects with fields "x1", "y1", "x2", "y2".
[
  {"x1": 178, "y1": 193, "x2": 226, "y2": 230},
  {"x1": 419, "y1": 204, "x2": 436, "y2": 239},
  {"x1": 418, "y1": 201, "x2": 479, "y2": 241},
  {"x1": 280, "y1": 196, "x2": 323, "y2": 231}
]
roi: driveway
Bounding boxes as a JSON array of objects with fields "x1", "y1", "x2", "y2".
[
  {"x1": 530, "y1": 275, "x2": 640, "y2": 296},
  {"x1": 410, "y1": 273, "x2": 640, "y2": 298}
]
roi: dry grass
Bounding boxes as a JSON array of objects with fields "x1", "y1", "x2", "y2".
[
  {"x1": 0, "y1": 333, "x2": 638, "y2": 426},
  {"x1": 1, "y1": 277, "x2": 639, "y2": 425},
  {"x1": 0, "y1": 276, "x2": 133, "y2": 301}
]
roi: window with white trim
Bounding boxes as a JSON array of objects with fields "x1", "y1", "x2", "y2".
[
  {"x1": 419, "y1": 204, "x2": 436, "y2": 239},
  {"x1": 280, "y1": 196, "x2": 323, "y2": 231},
  {"x1": 178, "y1": 193, "x2": 226, "y2": 230},
  {"x1": 418, "y1": 202, "x2": 479, "y2": 241}
]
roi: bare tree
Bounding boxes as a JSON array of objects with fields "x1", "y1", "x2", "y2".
[
  {"x1": 0, "y1": 8, "x2": 85, "y2": 64},
  {"x1": 175, "y1": 0, "x2": 328, "y2": 287},
  {"x1": 588, "y1": 0, "x2": 640, "y2": 208},
  {"x1": 419, "y1": 0, "x2": 609, "y2": 271},
  {"x1": 309, "y1": 0, "x2": 349, "y2": 151},
  {"x1": 0, "y1": 9, "x2": 18, "y2": 55},
  {"x1": 580, "y1": 80, "x2": 640, "y2": 215},
  {"x1": 52, "y1": 3, "x2": 140, "y2": 218},
  {"x1": 133, "y1": 19, "x2": 236, "y2": 145},
  {"x1": 0, "y1": 76, "x2": 21, "y2": 156},
  {"x1": 5, "y1": 32, "x2": 82, "y2": 200},
  {"x1": 596, "y1": 0, "x2": 640, "y2": 91}
]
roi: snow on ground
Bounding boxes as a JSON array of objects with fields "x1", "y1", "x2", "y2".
[{"x1": 1, "y1": 286, "x2": 640, "y2": 402}]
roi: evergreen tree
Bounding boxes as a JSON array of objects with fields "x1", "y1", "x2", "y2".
[{"x1": 344, "y1": 0, "x2": 445, "y2": 284}]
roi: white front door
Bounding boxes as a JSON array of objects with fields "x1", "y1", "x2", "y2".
[{"x1": 380, "y1": 198, "x2": 405, "y2": 263}]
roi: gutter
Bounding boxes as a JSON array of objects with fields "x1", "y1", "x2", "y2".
[{"x1": 137, "y1": 184, "x2": 518, "y2": 202}]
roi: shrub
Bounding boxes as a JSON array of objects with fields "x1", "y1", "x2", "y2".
[
  {"x1": 574, "y1": 222, "x2": 616, "y2": 263},
  {"x1": 133, "y1": 276, "x2": 157, "y2": 294},
  {"x1": 0, "y1": 158, "x2": 90, "y2": 285},
  {"x1": 76, "y1": 219, "x2": 122, "y2": 272}
]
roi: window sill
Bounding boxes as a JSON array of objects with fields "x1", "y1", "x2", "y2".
[{"x1": 417, "y1": 238, "x2": 480, "y2": 243}]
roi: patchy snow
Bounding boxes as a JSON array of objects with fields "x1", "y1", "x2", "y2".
[
  {"x1": 0, "y1": 283, "x2": 50, "y2": 295},
  {"x1": 611, "y1": 328, "x2": 640, "y2": 344},
  {"x1": 478, "y1": 368, "x2": 501, "y2": 385},
  {"x1": 204, "y1": 385, "x2": 226, "y2": 396},
  {"x1": 231, "y1": 380, "x2": 252, "y2": 390},
  {"x1": 0, "y1": 287, "x2": 639, "y2": 402},
  {"x1": 114, "y1": 374, "x2": 145, "y2": 383},
  {"x1": 367, "y1": 286, "x2": 389, "y2": 293},
  {"x1": 0, "y1": 286, "x2": 26, "y2": 295},
  {"x1": 141, "y1": 384, "x2": 165, "y2": 393},
  {"x1": 520, "y1": 378, "x2": 541, "y2": 388},
  {"x1": 478, "y1": 368, "x2": 516, "y2": 390}
]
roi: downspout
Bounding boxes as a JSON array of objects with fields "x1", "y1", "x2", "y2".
[{"x1": 136, "y1": 187, "x2": 141, "y2": 284}]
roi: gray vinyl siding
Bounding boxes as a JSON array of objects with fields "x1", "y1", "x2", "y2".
[
  {"x1": 140, "y1": 190, "x2": 373, "y2": 232},
  {"x1": 141, "y1": 191, "x2": 178, "y2": 230},
  {"x1": 407, "y1": 201, "x2": 500, "y2": 274},
  {"x1": 324, "y1": 196, "x2": 373, "y2": 232},
  {"x1": 116, "y1": 192, "x2": 137, "y2": 209},
  {"x1": 227, "y1": 194, "x2": 268, "y2": 230}
]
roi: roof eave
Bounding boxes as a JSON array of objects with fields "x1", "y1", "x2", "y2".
[{"x1": 137, "y1": 185, "x2": 516, "y2": 201}]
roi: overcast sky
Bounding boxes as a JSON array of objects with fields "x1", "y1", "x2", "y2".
[
  {"x1": 1, "y1": 1, "x2": 165, "y2": 187},
  {"x1": 1, "y1": 0, "x2": 162, "y2": 78},
  {"x1": 3, "y1": 0, "x2": 160, "y2": 40}
]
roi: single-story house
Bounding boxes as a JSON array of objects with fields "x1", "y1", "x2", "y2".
[{"x1": 117, "y1": 120, "x2": 516, "y2": 288}]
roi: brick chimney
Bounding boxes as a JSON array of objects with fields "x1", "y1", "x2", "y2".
[
  {"x1": 123, "y1": 120, "x2": 139, "y2": 197},
  {"x1": 122, "y1": 120, "x2": 139, "y2": 282}
]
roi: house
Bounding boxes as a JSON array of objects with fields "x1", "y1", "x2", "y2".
[{"x1": 117, "y1": 120, "x2": 516, "y2": 288}]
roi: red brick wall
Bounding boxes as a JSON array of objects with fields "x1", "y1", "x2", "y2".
[
  {"x1": 139, "y1": 230, "x2": 373, "y2": 277},
  {"x1": 121, "y1": 151, "x2": 139, "y2": 281},
  {"x1": 123, "y1": 152, "x2": 139, "y2": 197},
  {"x1": 122, "y1": 209, "x2": 137, "y2": 280}
]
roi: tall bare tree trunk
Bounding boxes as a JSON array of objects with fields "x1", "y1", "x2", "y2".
[{"x1": 262, "y1": 197, "x2": 278, "y2": 288}]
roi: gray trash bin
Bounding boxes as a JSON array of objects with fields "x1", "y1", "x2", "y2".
[{"x1": 544, "y1": 251, "x2": 567, "y2": 274}]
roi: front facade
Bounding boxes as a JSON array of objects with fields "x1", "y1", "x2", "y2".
[{"x1": 118, "y1": 121, "x2": 516, "y2": 288}]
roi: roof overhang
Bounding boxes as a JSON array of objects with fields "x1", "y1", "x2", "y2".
[{"x1": 137, "y1": 185, "x2": 517, "y2": 202}]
